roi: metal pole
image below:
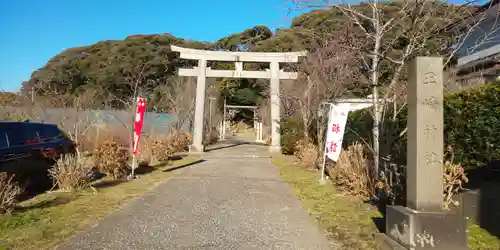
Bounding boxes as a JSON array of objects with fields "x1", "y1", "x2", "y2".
[
  {"x1": 320, "y1": 143, "x2": 328, "y2": 183},
  {"x1": 317, "y1": 107, "x2": 321, "y2": 162},
  {"x1": 131, "y1": 155, "x2": 137, "y2": 179},
  {"x1": 223, "y1": 99, "x2": 227, "y2": 139},
  {"x1": 209, "y1": 97, "x2": 213, "y2": 130}
]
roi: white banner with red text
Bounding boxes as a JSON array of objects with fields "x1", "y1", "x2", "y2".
[{"x1": 324, "y1": 103, "x2": 350, "y2": 162}]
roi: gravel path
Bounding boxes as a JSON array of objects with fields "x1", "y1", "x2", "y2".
[{"x1": 57, "y1": 141, "x2": 333, "y2": 250}]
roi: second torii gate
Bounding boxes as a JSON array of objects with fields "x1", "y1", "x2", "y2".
[
  {"x1": 220, "y1": 103, "x2": 264, "y2": 142},
  {"x1": 171, "y1": 45, "x2": 307, "y2": 153}
]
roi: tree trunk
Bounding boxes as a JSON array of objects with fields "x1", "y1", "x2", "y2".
[{"x1": 372, "y1": 3, "x2": 381, "y2": 180}]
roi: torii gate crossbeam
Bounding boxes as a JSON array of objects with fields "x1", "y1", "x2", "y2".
[{"x1": 171, "y1": 45, "x2": 307, "y2": 153}]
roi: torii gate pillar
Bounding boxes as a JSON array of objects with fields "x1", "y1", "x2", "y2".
[
  {"x1": 269, "y1": 61, "x2": 281, "y2": 153},
  {"x1": 171, "y1": 45, "x2": 307, "y2": 153},
  {"x1": 191, "y1": 59, "x2": 207, "y2": 152}
]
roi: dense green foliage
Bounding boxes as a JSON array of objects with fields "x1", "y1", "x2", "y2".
[
  {"x1": 280, "y1": 115, "x2": 322, "y2": 155},
  {"x1": 443, "y1": 83, "x2": 500, "y2": 169},
  {"x1": 280, "y1": 116, "x2": 306, "y2": 154},
  {"x1": 22, "y1": 27, "x2": 274, "y2": 114},
  {"x1": 344, "y1": 82, "x2": 500, "y2": 170},
  {"x1": 23, "y1": 34, "x2": 204, "y2": 106}
]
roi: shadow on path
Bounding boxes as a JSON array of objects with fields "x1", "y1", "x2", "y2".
[
  {"x1": 205, "y1": 142, "x2": 246, "y2": 152},
  {"x1": 162, "y1": 159, "x2": 206, "y2": 173},
  {"x1": 57, "y1": 142, "x2": 332, "y2": 250},
  {"x1": 205, "y1": 136, "x2": 268, "y2": 153}
]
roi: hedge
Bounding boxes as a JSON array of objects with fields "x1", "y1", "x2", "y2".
[{"x1": 344, "y1": 82, "x2": 500, "y2": 170}]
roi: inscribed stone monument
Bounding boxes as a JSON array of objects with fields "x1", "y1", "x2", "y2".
[
  {"x1": 381, "y1": 57, "x2": 467, "y2": 250},
  {"x1": 406, "y1": 57, "x2": 444, "y2": 212}
]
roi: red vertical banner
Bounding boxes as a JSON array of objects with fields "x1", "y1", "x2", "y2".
[{"x1": 133, "y1": 97, "x2": 147, "y2": 156}]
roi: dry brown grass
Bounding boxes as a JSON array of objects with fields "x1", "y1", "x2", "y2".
[
  {"x1": 273, "y1": 155, "x2": 381, "y2": 249},
  {"x1": 48, "y1": 155, "x2": 94, "y2": 192},
  {"x1": 204, "y1": 129, "x2": 219, "y2": 146},
  {"x1": 141, "y1": 131, "x2": 192, "y2": 164},
  {"x1": 0, "y1": 109, "x2": 34, "y2": 122},
  {"x1": 170, "y1": 131, "x2": 192, "y2": 152},
  {"x1": 93, "y1": 140, "x2": 130, "y2": 180},
  {"x1": 149, "y1": 134, "x2": 173, "y2": 163},
  {"x1": 78, "y1": 125, "x2": 131, "y2": 153},
  {"x1": 233, "y1": 121, "x2": 250, "y2": 132},
  {"x1": 0, "y1": 157, "x2": 201, "y2": 250},
  {"x1": 0, "y1": 173, "x2": 23, "y2": 214},
  {"x1": 442, "y1": 145, "x2": 469, "y2": 210},
  {"x1": 443, "y1": 161, "x2": 468, "y2": 210},
  {"x1": 293, "y1": 139, "x2": 319, "y2": 169},
  {"x1": 137, "y1": 135, "x2": 155, "y2": 165},
  {"x1": 330, "y1": 142, "x2": 376, "y2": 200}
]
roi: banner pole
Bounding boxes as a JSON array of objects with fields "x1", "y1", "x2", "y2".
[
  {"x1": 319, "y1": 141, "x2": 328, "y2": 184},
  {"x1": 131, "y1": 154, "x2": 136, "y2": 178},
  {"x1": 129, "y1": 97, "x2": 146, "y2": 180},
  {"x1": 319, "y1": 103, "x2": 332, "y2": 185}
]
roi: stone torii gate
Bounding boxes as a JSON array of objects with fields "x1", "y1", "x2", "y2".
[
  {"x1": 171, "y1": 45, "x2": 307, "y2": 153},
  {"x1": 221, "y1": 103, "x2": 263, "y2": 142}
]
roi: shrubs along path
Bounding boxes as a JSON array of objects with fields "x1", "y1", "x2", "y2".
[
  {"x1": 0, "y1": 131, "x2": 194, "y2": 249},
  {"x1": 0, "y1": 157, "x2": 199, "y2": 250},
  {"x1": 57, "y1": 142, "x2": 333, "y2": 250}
]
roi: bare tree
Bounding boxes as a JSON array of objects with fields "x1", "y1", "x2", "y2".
[
  {"x1": 151, "y1": 76, "x2": 197, "y2": 132},
  {"x1": 204, "y1": 78, "x2": 223, "y2": 131},
  {"x1": 279, "y1": 81, "x2": 301, "y2": 117},
  {"x1": 277, "y1": 39, "x2": 363, "y2": 146},
  {"x1": 55, "y1": 89, "x2": 102, "y2": 158},
  {"x1": 290, "y1": 0, "x2": 499, "y2": 175},
  {"x1": 301, "y1": 40, "x2": 363, "y2": 139}
]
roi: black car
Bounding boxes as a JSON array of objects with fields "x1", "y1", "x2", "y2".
[{"x1": 0, "y1": 121, "x2": 76, "y2": 190}]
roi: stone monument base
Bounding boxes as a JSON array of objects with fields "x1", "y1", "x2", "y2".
[
  {"x1": 189, "y1": 144, "x2": 205, "y2": 153},
  {"x1": 381, "y1": 205, "x2": 468, "y2": 250}
]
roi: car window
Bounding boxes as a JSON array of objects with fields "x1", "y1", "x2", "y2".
[
  {"x1": 3, "y1": 123, "x2": 41, "y2": 146},
  {"x1": 21, "y1": 124, "x2": 41, "y2": 145},
  {"x1": 0, "y1": 123, "x2": 61, "y2": 147},
  {"x1": 0, "y1": 124, "x2": 10, "y2": 148},
  {"x1": 3, "y1": 125, "x2": 25, "y2": 147},
  {"x1": 39, "y1": 125, "x2": 62, "y2": 141},
  {"x1": 0, "y1": 132, "x2": 8, "y2": 149}
]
